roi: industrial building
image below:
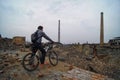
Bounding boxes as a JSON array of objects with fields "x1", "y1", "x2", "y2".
[{"x1": 109, "y1": 37, "x2": 120, "y2": 46}]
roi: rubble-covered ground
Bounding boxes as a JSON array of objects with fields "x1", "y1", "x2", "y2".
[
  {"x1": 0, "y1": 38, "x2": 119, "y2": 80},
  {"x1": 0, "y1": 49, "x2": 114, "y2": 80},
  {"x1": 55, "y1": 44, "x2": 120, "y2": 80}
]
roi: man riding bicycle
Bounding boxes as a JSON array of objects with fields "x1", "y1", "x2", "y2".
[{"x1": 31, "y1": 25, "x2": 54, "y2": 67}]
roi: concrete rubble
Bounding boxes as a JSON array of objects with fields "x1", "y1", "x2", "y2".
[
  {"x1": 0, "y1": 49, "x2": 115, "y2": 80},
  {"x1": 63, "y1": 68, "x2": 114, "y2": 80},
  {"x1": 0, "y1": 37, "x2": 119, "y2": 80},
  {"x1": 55, "y1": 44, "x2": 120, "y2": 80}
]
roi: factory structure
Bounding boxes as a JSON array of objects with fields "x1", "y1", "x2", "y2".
[
  {"x1": 100, "y1": 12, "x2": 120, "y2": 46},
  {"x1": 0, "y1": 12, "x2": 119, "y2": 47},
  {"x1": 58, "y1": 20, "x2": 61, "y2": 43},
  {"x1": 100, "y1": 12, "x2": 104, "y2": 46},
  {"x1": 109, "y1": 37, "x2": 120, "y2": 46}
]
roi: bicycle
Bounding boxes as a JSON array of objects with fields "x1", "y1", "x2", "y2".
[{"x1": 22, "y1": 42, "x2": 59, "y2": 71}]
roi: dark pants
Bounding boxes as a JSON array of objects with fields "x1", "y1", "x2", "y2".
[{"x1": 31, "y1": 43, "x2": 46, "y2": 64}]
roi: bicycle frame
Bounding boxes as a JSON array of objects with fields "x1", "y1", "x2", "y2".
[
  {"x1": 35, "y1": 43, "x2": 54, "y2": 57},
  {"x1": 22, "y1": 42, "x2": 59, "y2": 71}
]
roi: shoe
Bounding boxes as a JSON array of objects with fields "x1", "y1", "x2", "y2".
[
  {"x1": 40, "y1": 64, "x2": 44, "y2": 68},
  {"x1": 44, "y1": 61, "x2": 49, "y2": 65}
]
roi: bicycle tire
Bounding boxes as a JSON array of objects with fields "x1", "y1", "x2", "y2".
[
  {"x1": 22, "y1": 53, "x2": 39, "y2": 71},
  {"x1": 48, "y1": 51, "x2": 58, "y2": 66}
]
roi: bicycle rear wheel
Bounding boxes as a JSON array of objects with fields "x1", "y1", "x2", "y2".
[
  {"x1": 22, "y1": 53, "x2": 39, "y2": 71},
  {"x1": 48, "y1": 51, "x2": 58, "y2": 66}
]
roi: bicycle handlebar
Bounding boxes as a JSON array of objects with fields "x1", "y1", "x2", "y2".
[
  {"x1": 43, "y1": 42, "x2": 63, "y2": 48},
  {"x1": 44, "y1": 42, "x2": 62, "y2": 45},
  {"x1": 53, "y1": 42, "x2": 63, "y2": 45}
]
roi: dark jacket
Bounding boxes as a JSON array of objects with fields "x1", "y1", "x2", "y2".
[{"x1": 36, "y1": 29, "x2": 53, "y2": 43}]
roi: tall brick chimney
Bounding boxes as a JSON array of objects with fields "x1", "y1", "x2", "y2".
[
  {"x1": 0, "y1": 34, "x2": 1, "y2": 38},
  {"x1": 100, "y1": 12, "x2": 104, "y2": 46},
  {"x1": 58, "y1": 20, "x2": 60, "y2": 43}
]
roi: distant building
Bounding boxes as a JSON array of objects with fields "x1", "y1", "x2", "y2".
[
  {"x1": 109, "y1": 37, "x2": 120, "y2": 46},
  {"x1": 12, "y1": 36, "x2": 26, "y2": 45}
]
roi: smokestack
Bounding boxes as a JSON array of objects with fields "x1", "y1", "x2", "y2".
[
  {"x1": 58, "y1": 20, "x2": 60, "y2": 43},
  {"x1": 100, "y1": 12, "x2": 104, "y2": 46}
]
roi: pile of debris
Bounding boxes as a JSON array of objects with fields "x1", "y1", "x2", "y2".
[
  {"x1": 0, "y1": 36, "x2": 27, "y2": 51},
  {"x1": 0, "y1": 51, "x2": 114, "y2": 80},
  {"x1": 0, "y1": 38, "x2": 12, "y2": 50},
  {"x1": 56, "y1": 44, "x2": 120, "y2": 80},
  {"x1": 0, "y1": 52, "x2": 22, "y2": 75}
]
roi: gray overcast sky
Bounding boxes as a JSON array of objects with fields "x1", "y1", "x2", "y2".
[{"x1": 0, "y1": 0, "x2": 120, "y2": 44}]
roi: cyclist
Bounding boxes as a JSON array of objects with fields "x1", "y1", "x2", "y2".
[{"x1": 31, "y1": 25, "x2": 54, "y2": 67}]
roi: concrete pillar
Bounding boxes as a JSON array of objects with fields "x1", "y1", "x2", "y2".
[{"x1": 100, "y1": 12, "x2": 104, "y2": 46}]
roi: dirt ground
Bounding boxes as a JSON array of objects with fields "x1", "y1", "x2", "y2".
[
  {"x1": 0, "y1": 49, "x2": 114, "y2": 80},
  {"x1": 55, "y1": 44, "x2": 120, "y2": 80}
]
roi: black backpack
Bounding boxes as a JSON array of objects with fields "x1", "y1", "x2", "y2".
[{"x1": 31, "y1": 31, "x2": 38, "y2": 43}]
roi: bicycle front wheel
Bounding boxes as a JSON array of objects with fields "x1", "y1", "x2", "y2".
[
  {"x1": 48, "y1": 51, "x2": 58, "y2": 66},
  {"x1": 22, "y1": 53, "x2": 39, "y2": 71}
]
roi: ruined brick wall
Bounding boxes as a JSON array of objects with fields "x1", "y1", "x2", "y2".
[
  {"x1": 0, "y1": 38, "x2": 12, "y2": 49},
  {"x1": 12, "y1": 36, "x2": 25, "y2": 45}
]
